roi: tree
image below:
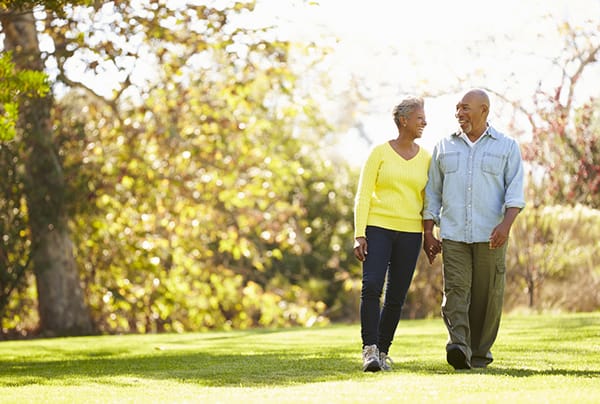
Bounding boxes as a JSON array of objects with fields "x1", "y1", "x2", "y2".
[
  {"x1": 490, "y1": 20, "x2": 600, "y2": 208},
  {"x1": 1, "y1": 2, "x2": 96, "y2": 335},
  {"x1": 0, "y1": 52, "x2": 49, "y2": 334},
  {"x1": 2, "y1": 0, "x2": 360, "y2": 334}
]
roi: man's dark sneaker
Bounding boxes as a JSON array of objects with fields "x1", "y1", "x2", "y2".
[
  {"x1": 447, "y1": 346, "x2": 471, "y2": 370},
  {"x1": 471, "y1": 356, "x2": 492, "y2": 368}
]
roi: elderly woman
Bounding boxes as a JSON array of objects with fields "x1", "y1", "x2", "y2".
[{"x1": 353, "y1": 97, "x2": 431, "y2": 371}]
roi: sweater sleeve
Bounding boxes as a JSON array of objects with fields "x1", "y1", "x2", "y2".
[{"x1": 354, "y1": 146, "x2": 381, "y2": 238}]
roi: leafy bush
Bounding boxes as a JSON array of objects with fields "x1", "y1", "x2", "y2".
[{"x1": 506, "y1": 204, "x2": 600, "y2": 311}]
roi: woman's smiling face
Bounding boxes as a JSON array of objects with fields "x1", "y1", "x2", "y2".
[{"x1": 405, "y1": 106, "x2": 427, "y2": 138}]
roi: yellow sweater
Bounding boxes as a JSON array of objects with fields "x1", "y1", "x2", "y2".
[{"x1": 354, "y1": 142, "x2": 431, "y2": 238}]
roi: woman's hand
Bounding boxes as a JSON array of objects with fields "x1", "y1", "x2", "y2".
[
  {"x1": 423, "y1": 232, "x2": 442, "y2": 264},
  {"x1": 353, "y1": 237, "x2": 368, "y2": 261}
]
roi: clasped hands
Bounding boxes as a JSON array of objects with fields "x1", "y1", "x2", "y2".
[
  {"x1": 423, "y1": 222, "x2": 511, "y2": 264},
  {"x1": 354, "y1": 233, "x2": 443, "y2": 264},
  {"x1": 423, "y1": 232, "x2": 442, "y2": 264},
  {"x1": 355, "y1": 225, "x2": 509, "y2": 264}
]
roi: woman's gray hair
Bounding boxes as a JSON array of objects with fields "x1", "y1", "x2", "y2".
[{"x1": 392, "y1": 97, "x2": 424, "y2": 128}]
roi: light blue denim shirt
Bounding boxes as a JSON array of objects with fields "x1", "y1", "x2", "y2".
[{"x1": 424, "y1": 125, "x2": 525, "y2": 243}]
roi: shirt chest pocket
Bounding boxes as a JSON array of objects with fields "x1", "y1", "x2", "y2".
[
  {"x1": 481, "y1": 152, "x2": 506, "y2": 176},
  {"x1": 440, "y1": 152, "x2": 459, "y2": 174}
]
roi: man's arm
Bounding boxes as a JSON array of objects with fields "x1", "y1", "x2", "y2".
[
  {"x1": 423, "y1": 146, "x2": 443, "y2": 263},
  {"x1": 490, "y1": 139, "x2": 526, "y2": 249}
]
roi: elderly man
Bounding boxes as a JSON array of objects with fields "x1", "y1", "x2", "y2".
[{"x1": 423, "y1": 88, "x2": 525, "y2": 369}]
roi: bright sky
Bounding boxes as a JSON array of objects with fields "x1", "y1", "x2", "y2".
[{"x1": 251, "y1": 0, "x2": 600, "y2": 166}]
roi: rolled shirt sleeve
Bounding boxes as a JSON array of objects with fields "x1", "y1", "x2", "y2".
[{"x1": 503, "y1": 139, "x2": 526, "y2": 210}]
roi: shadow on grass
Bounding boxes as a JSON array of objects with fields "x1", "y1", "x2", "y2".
[
  {"x1": 2, "y1": 317, "x2": 599, "y2": 388},
  {"x1": 0, "y1": 350, "x2": 359, "y2": 387},
  {"x1": 473, "y1": 367, "x2": 600, "y2": 378},
  {"x1": 2, "y1": 352, "x2": 599, "y2": 388},
  {"x1": 394, "y1": 359, "x2": 600, "y2": 378}
]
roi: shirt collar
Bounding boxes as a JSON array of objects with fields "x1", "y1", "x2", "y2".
[{"x1": 452, "y1": 123, "x2": 496, "y2": 139}]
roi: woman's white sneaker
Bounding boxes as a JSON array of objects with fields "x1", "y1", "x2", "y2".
[
  {"x1": 379, "y1": 352, "x2": 394, "y2": 371},
  {"x1": 362, "y1": 344, "x2": 381, "y2": 372}
]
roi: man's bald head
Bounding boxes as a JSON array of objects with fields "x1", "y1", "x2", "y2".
[{"x1": 465, "y1": 88, "x2": 490, "y2": 108}]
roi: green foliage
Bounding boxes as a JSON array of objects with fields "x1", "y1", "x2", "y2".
[
  {"x1": 0, "y1": 102, "x2": 18, "y2": 142},
  {"x1": 0, "y1": 52, "x2": 48, "y2": 141},
  {"x1": 0, "y1": 53, "x2": 46, "y2": 330},
  {"x1": 404, "y1": 252, "x2": 443, "y2": 319},
  {"x1": 506, "y1": 204, "x2": 600, "y2": 310},
  {"x1": 0, "y1": 314, "x2": 599, "y2": 402},
  {"x1": 0, "y1": 0, "x2": 358, "y2": 334},
  {"x1": 408, "y1": 204, "x2": 600, "y2": 319},
  {"x1": 0, "y1": 139, "x2": 34, "y2": 335}
]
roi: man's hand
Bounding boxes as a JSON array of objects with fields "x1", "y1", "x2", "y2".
[
  {"x1": 489, "y1": 222, "x2": 511, "y2": 249},
  {"x1": 489, "y1": 207, "x2": 520, "y2": 249},
  {"x1": 423, "y1": 232, "x2": 442, "y2": 264},
  {"x1": 353, "y1": 237, "x2": 368, "y2": 261}
]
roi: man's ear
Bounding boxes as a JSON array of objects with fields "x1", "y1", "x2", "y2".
[{"x1": 482, "y1": 104, "x2": 489, "y2": 115}]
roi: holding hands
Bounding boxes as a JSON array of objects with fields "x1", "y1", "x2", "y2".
[{"x1": 423, "y1": 232, "x2": 442, "y2": 264}]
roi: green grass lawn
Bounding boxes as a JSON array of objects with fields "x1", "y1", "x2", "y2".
[{"x1": 1, "y1": 312, "x2": 599, "y2": 403}]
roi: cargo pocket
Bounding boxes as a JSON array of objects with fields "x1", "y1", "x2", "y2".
[{"x1": 494, "y1": 250, "x2": 506, "y2": 296}]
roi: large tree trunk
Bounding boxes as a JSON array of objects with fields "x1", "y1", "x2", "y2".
[{"x1": 1, "y1": 9, "x2": 93, "y2": 336}]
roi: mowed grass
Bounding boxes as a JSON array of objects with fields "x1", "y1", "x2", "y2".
[{"x1": 0, "y1": 313, "x2": 599, "y2": 403}]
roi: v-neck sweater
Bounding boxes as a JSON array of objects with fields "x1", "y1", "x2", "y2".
[{"x1": 354, "y1": 141, "x2": 431, "y2": 238}]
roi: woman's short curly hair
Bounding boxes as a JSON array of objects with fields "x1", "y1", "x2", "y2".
[{"x1": 392, "y1": 97, "x2": 424, "y2": 128}]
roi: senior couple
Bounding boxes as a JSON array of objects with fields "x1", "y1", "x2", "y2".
[{"x1": 353, "y1": 88, "x2": 525, "y2": 372}]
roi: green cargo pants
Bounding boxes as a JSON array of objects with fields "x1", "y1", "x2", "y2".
[{"x1": 441, "y1": 239, "x2": 507, "y2": 368}]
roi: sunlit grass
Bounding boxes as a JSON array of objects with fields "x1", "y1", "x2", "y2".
[{"x1": 1, "y1": 313, "x2": 599, "y2": 403}]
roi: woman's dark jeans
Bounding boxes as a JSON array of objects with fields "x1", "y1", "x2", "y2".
[{"x1": 360, "y1": 226, "x2": 422, "y2": 354}]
